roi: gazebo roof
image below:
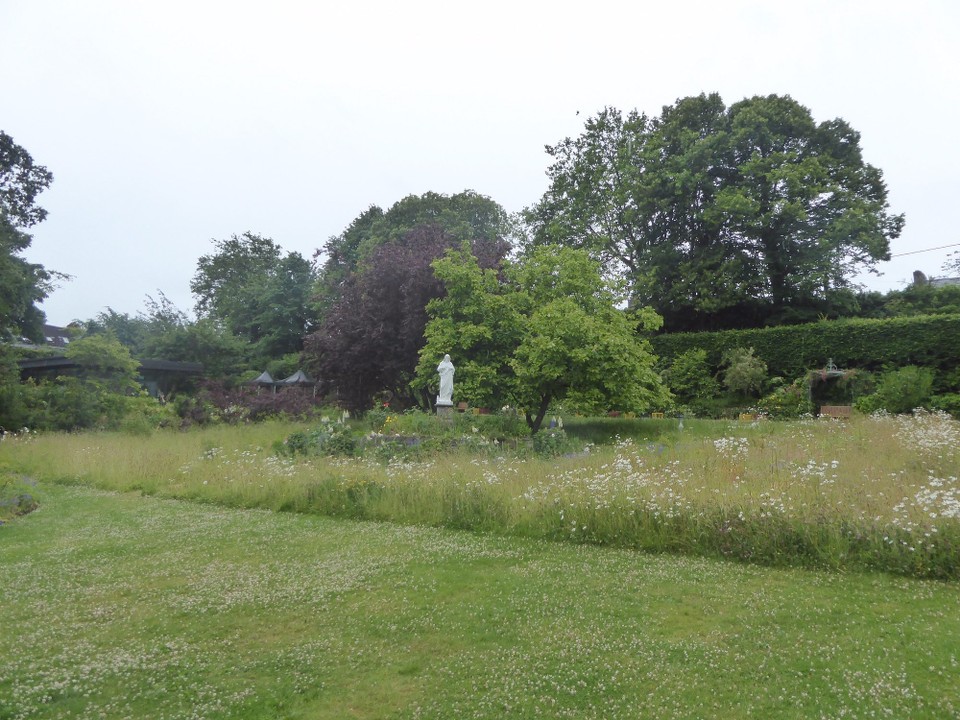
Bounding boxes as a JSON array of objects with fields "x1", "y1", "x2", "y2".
[
  {"x1": 248, "y1": 370, "x2": 275, "y2": 385},
  {"x1": 279, "y1": 369, "x2": 315, "y2": 385}
]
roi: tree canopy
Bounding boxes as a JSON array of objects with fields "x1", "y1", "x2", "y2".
[
  {"x1": 525, "y1": 94, "x2": 904, "y2": 330},
  {"x1": 190, "y1": 232, "x2": 318, "y2": 361},
  {"x1": 304, "y1": 225, "x2": 509, "y2": 413},
  {"x1": 416, "y1": 244, "x2": 670, "y2": 432},
  {"x1": 315, "y1": 190, "x2": 513, "y2": 318},
  {"x1": 85, "y1": 293, "x2": 250, "y2": 379},
  {"x1": 0, "y1": 131, "x2": 58, "y2": 341}
]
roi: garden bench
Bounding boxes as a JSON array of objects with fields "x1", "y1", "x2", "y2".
[{"x1": 819, "y1": 405, "x2": 852, "y2": 419}]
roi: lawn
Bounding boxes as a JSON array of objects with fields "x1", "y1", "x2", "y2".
[{"x1": 1, "y1": 483, "x2": 958, "y2": 719}]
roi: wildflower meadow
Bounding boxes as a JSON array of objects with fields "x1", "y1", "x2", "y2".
[{"x1": 4, "y1": 411, "x2": 958, "y2": 578}]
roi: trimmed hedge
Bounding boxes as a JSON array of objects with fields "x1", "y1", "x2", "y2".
[{"x1": 650, "y1": 314, "x2": 960, "y2": 379}]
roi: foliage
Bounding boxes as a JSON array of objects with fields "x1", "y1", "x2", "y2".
[
  {"x1": 0, "y1": 131, "x2": 58, "y2": 342},
  {"x1": 854, "y1": 366, "x2": 935, "y2": 415},
  {"x1": 756, "y1": 379, "x2": 814, "y2": 419},
  {"x1": 4, "y1": 334, "x2": 149, "y2": 431},
  {"x1": 417, "y1": 244, "x2": 670, "y2": 432},
  {"x1": 64, "y1": 333, "x2": 140, "y2": 392},
  {"x1": 868, "y1": 282, "x2": 960, "y2": 318},
  {"x1": 720, "y1": 347, "x2": 768, "y2": 397},
  {"x1": 182, "y1": 381, "x2": 326, "y2": 425},
  {"x1": 315, "y1": 190, "x2": 512, "y2": 317},
  {"x1": 930, "y1": 393, "x2": 960, "y2": 418},
  {"x1": 13, "y1": 336, "x2": 150, "y2": 432},
  {"x1": 531, "y1": 426, "x2": 570, "y2": 457},
  {"x1": 190, "y1": 232, "x2": 318, "y2": 360},
  {"x1": 84, "y1": 294, "x2": 252, "y2": 379},
  {"x1": 276, "y1": 421, "x2": 358, "y2": 458},
  {"x1": 942, "y1": 250, "x2": 960, "y2": 277},
  {"x1": 661, "y1": 348, "x2": 719, "y2": 404},
  {"x1": 0, "y1": 344, "x2": 29, "y2": 428},
  {"x1": 305, "y1": 225, "x2": 509, "y2": 414},
  {"x1": 650, "y1": 313, "x2": 960, "y2": 381},
  {"x1": 525, "y1": 94, "x2": 904, "y2": 331}
]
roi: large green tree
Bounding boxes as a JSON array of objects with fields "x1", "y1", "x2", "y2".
[
  {"x1": 85, "y1": 293, "x2": 249, "y2": 379},
  {"x1": 526, "y1": 94, "x2": 904, "y2": 330},
  {"x1": 0, "y1": 131, "x2": 58, "y2": 341},
  {"x1": 416, "y1": 244, "x2": 669, "y2": 432},
  {"x1": 190, "y1": 232, "x2": 318, "y2": 361}
]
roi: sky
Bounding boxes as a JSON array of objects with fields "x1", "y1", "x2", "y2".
[{"x1": 3, "y1": 0, "x2": 958, "y2": 326}]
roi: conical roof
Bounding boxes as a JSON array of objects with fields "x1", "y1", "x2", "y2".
[
  {"x1": 248, "y1": 370, "x2": 275, "y2": 385},
  {"x1": 279, "y1": 369, "x2": 315, "y2": 385}
]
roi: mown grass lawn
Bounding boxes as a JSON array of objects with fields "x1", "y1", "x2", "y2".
[{"x1": 2, "y1": 484, "x2": 958, "y2": 719}]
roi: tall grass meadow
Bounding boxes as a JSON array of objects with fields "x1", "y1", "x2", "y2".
[{"x1": 3, "y1": 411, "x2": 958, "y2": 578}]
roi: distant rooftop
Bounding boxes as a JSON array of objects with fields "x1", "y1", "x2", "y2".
[{"x1": 42, "y1": 324, "x2": 72, "y2": 347}]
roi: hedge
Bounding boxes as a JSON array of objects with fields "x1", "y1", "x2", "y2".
[{"x1": 650, "y1": 314, "x2": 960, "y2": 379}]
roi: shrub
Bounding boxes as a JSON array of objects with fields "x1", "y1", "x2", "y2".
[
  {"x1": 757, "y1": 379, "x2": 814, "y2": 419},
  {"x1": 276, "y1": 421, "x2": 358, "y2": 458},
  {"x1": 532, "y1": 427, "x2": 570, "y2": 457},
  {"x1": 929, "y1": 393, "x2": 960, "y2": 419},
  {"x1": 651, "y1": 314, "x2": 960, "y2": 380},
  {"x1": 190, "y1": 381, "x2": 326, "y2": 424},
  {"x1": 721, "y1": 347, "x2": 767, "y2": 398},
  {"x1": 854, "y1": 366, "x2": 935, "y2": 414},
  {"x1": 662, "y1": 349, "x2": 719, "y2": 404}
]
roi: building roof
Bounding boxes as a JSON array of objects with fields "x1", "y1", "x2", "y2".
[
  {"x1": 279, "y1": 369, "x2": 315, "y2": 385},
  {"x1": 18, "y1": 356, "x2": 203, "y2": 374},
  {"x1": 42, "y1": 324, "x2": 72, "y2": 347},
  {"x1": 247, "y1": 370, "x2": 276, "y2": 385}
]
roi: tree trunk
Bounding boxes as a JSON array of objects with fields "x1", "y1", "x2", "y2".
[{"x1": 525, "y1": 394, "x2": 552, "y2": 434}]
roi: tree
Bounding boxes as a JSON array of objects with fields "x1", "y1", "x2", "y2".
[
  {"x1": 190, "y1": 232, "x2": 318, "y2": 361},
  {"x1": 315, "y1": 191, "x2": 513, "y2": 320},
  {"x1": 0, "y1": 131, "x2": 59, "y2": 341},
  {"x1": 662, "y1": 348, "x2": 720, "y2": 405},
  {"x1": 720, "y1": 347, "x2": 768, "y2": 398},
  {"x1": 20, "y1": 334, "x2": 141, "y2": 431},
  {"x1": 304, "y1": 225, "x2": 509, "y2": 413},
  {"x1": 943, "y1": 251, "x2": 960, "y2": 278},
  {"x1": 417, "y1": 245, "x2": 670, "y2": 433},
  {"x1": 526, "y1": 94, "x2": 904, "y2": 330}
]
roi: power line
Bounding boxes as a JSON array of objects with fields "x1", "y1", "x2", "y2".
[{"x1": 891, "y1": 242, "x2": 960, "y2": 258}]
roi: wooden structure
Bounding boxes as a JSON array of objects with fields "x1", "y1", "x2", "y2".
[{"x1": 819, "y1": 405, "x2": 853, "y2": 419}]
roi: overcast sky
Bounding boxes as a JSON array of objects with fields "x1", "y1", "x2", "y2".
[{"x1": 3, "y1": 0, "x2": 958, "y2": 326}]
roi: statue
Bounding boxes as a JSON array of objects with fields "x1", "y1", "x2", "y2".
[{"x1": 436, "y1": 354, "x2": 455, "y2": 406}]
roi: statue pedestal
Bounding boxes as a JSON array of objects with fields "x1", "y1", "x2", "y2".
[{"x1": 436, "y1": 403, "x2": 454, "y2": 422}]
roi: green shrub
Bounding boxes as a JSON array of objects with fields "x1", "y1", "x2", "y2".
[
  {"x1": 532, "y1": 427, "x2": 570, "y2": 457},
  {"x1": 651, "y1": 313, "x2": 960, "y2": 379},
  {"x1": 757, "y1": 379, "x2": 814, "y2": 419},
  {"x1": 662, "y1": 348, "x2": 719, "y2": 404},
  {"x1": 276, "y1": 422, "x2": 358, "y2": 458},
  {"x1": 854, "y1": 366, "x2": 935, "y2": 414},
  {"x1": 119, "y1": 394, "x2": 179, "y2": 435},
  {"x1": 721, "y1": 347, "x2": 768, "y2": 397},
  {"x1": 365, "y1": 406, "x2": 389, "y2": 432},
  {"x1": 930, "y1": 393, "x2": 960, "y2": 418}
]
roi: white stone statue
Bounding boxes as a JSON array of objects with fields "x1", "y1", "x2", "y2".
[{"x1": 437, "y1": 354, "x2": 455, "y2": 406}]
